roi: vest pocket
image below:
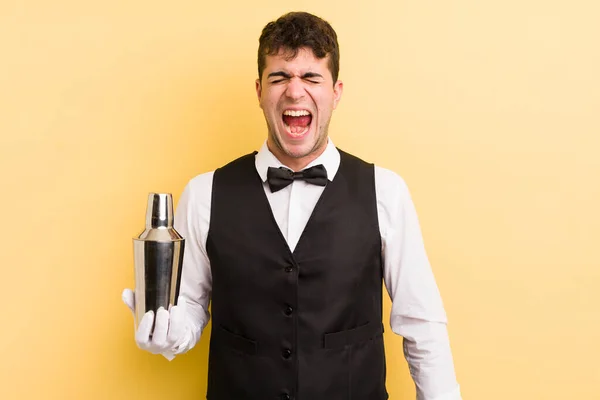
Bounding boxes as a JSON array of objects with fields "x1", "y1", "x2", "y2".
[
  {"x1": 208, "y1": 326, "x2": 261, "y2": 399},
  {"x1": 215, "y1": 325, "x2": 258, "y2": 356},
  {"x1": 323, "y1": 322, "x2": 387, "y2": 399},
  {"x1": 323, "y1": 321, "x2": 384, "y2": 349}
]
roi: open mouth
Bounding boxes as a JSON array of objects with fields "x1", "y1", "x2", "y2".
[{"x1": 282, "y1": 109, "x2": 313, "y2": 137}]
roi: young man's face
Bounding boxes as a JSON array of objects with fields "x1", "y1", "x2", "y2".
[{"x1": 256, "y1": 47, "x2": 343, "y2": 169}]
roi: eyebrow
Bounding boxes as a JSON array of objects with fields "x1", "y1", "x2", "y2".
[{"x1": 267, "y1": 71, "x2": 324, "y2": 79}]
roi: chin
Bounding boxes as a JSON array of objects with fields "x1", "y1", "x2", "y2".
[
  {"x1": 269, "y1": 123, "x2": 325, "y2": 162},
  {"x1": 280, "y1": 142, "x2": 314, "y2": 159}
]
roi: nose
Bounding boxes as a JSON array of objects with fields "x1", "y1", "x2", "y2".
[{"x1": 285, "y1": 77, "x2": 306, "y2": 101}]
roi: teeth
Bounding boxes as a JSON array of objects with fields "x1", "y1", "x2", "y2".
[{"x1": 283, "y1": 110, "x2": 311, "y2": 117}]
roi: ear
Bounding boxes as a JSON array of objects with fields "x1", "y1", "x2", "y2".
[
  {"x1": 255, "y1": 79, "x2": 262, "y2": 107},
  {"x1": 332, "y1": 80, "x2": 344, "y2": 110}
]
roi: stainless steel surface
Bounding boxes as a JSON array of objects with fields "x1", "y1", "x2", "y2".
[{"x1": 133, "y1": 193, "x2": 185, "y2": 328}]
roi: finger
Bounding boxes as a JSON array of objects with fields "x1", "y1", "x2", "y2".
[
  {"x1": 168, "y1": 297, "x2": 187, "y2": 346},
  {"x1": 122, "y1": 288, "x2": 135, "y2": 311},
  {"x1": 121, "y1": 288, "x2": 135, "y2": 314},
  {"x1": 135, "y1": 311, "x2": 154, "y2": 350},
  {"x1": 151, "y1": 307, "x2": 170, "y2": 351}
]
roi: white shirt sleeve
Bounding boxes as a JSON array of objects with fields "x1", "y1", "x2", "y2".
[
  {"x1": 375, "y1": 166, "x2": 462, "y2": 400},
  {"x1": 170, "y1": 171, "x2": 214, "y2": 355}
]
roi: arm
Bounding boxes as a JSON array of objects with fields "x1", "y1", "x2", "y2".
[
  {"x1": 123, "y1": 172, "x2": 214, "y2": 359},
  {"x1": 375, "y1": 166, "x2": 461, "y2": 400},
  {"x1": 168, "y1": 172, "x2": 214, "y2": 356}
]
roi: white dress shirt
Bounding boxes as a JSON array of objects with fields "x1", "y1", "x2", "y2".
[{"x1": 172, "y1": 139, "x2": 462, "y2": 400}]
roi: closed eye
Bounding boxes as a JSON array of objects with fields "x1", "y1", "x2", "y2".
[
  {"x1": 303, "y1": 73, "x2": 324, "y2": 84},
  {"x1": 268, "y1": 72, "x2": 291, "y2": 84}
]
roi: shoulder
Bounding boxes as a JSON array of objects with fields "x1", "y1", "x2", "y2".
[
  {"x1": 177, "y1": 171, "x2": 215, "y2": 216},
  {"x1": 374, "y1": 165, "x2": 413, "y2": 207},
  {"x1": 336, "y1": 149, "x2": 410, "y2": 198},
  {"x1": 374, "y1": 165, "x2": 408, "y2": 190},
  {"x1": 174, "y1": 171, "x2": 215, "y2": 232},
  {"x1": 183, "y1": 150, "x2": 257, "y2": 193},
  {"x1": 337, "y1": 148, "x2": 372, "y2": 168},
  {"x1": 185, "y1": 170, "x2": 215, "y2": 194},
  {"x1": 216, "y1": 151, "x2": 257, "y2": 172}
]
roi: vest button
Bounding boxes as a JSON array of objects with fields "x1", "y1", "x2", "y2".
[
  {"x1": 282, "y1": 348, "x2": 292, "y2": 359},
  {"x1": 284, "y1": 265, "x2": 294, "y2": 273},
  {"x1": 284, "y1": 306, "x2": 293, "y2": 316}
]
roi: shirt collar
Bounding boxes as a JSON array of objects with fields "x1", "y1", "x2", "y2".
[{"x1": 255, "y1": 138, "x2": 341, "y2": 183}]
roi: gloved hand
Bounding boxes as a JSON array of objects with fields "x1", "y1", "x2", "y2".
[{"x1": 122, "y1": 288, "x2": 187, "y2": 359}]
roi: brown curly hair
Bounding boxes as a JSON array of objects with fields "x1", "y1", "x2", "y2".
[{"x1": 257, "y1": 12, "x2": 340, "y2": 84}]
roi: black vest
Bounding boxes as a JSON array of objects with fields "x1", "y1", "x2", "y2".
[{"x1": 206, "y1": 149, "x2": 388, "y2": 400}]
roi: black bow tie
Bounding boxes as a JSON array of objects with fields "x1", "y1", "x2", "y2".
[{"x1": 267, "y1": 164, "x2": 328, "y2": 193}]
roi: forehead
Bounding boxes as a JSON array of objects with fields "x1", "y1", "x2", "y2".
[{"x1": 263, "y1": 47, "x2": 331, "y2": 76}]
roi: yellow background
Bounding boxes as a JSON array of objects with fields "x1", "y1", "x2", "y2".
[{"x1": 1, "y1": 0, "x2": 599, "y2": 399}]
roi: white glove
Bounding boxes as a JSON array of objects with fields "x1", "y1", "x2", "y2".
[{"x1": 122, "y1": 288, "x2": 188, "y2": 360}]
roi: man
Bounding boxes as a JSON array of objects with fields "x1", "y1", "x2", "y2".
[{"x1": 123, "y1": 11, "x2": 462, "y2": 400}]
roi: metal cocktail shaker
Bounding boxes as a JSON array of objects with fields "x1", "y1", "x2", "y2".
[{"x1": 133, "y1": 193, "x2": 185, "y2": 328}]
